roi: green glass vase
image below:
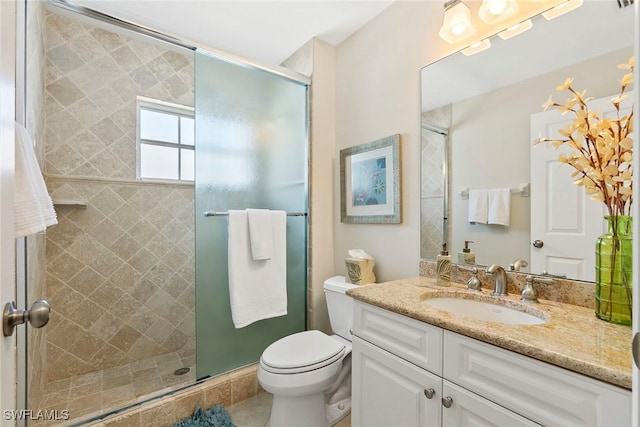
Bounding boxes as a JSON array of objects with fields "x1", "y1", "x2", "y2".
[{"x1": 595, "y1": 215, "x2": 633, "y2": 325}]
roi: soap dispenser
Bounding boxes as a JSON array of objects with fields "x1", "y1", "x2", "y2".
[
  {"x1": 458, "y1": 240, "x2": 476, "y2": 265},
  {"x1": 436, "y1": 243, "x2": 451, "y2": 287}
]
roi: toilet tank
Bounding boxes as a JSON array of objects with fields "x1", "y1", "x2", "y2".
[{"x1": 324, "y1": 276, "x2": 359, "y2": 341}]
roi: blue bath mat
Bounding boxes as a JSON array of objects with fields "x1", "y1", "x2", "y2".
[{"x1": 172, "y1": 405, "x2": 236, "y2": 427}]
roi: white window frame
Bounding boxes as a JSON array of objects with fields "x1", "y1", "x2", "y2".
[{"x1": 136, "y1": 96, "x2": 195, "y2": 182}]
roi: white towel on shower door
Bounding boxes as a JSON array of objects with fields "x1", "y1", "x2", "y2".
[
  {"x1": 247, "y1": 208, "x2": 273, "y2": 260},
  {"x1": 228, "y1": 209, "x2": 287, "y2": 328}
]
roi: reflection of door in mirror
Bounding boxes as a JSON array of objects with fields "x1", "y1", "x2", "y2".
[
  {"x1": 420, "y1": 0, "x2": 634, "y2": 281},
  {"x1": 530, "y1": 95, "x2": 633, "y2": 281},
  {"x1": 421, "y1": 106, "x2": 450, "y2": 260}
]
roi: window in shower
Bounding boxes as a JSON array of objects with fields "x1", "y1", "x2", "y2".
[{"x1": 137, "y1": 97, "x2": 195, "y2": 181}]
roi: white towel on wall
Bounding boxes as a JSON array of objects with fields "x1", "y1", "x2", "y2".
[
  {"x1": 228, "y1": 209, "x2": 287, "y2": 328},
  {"x1": 488, "y1": 188, "x2": 511, "y2": 226},
  {"x1": 468, "y1": 189, "x2": 488, "y2": 224},
  {"x1": 247, "y1": 208, "x2": 273, "y2": 260},
  {"x1": 14, "y1": 123, "x2": 57, "y2": 237}
]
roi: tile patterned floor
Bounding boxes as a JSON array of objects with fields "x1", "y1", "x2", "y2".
[
  {"x1": 36, "y1": 351, "x2": 195, "y2": 425},
  {"x1": 227, "y1": 393, "x2": 351, "y2": 427}
]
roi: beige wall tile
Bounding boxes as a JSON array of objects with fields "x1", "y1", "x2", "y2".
[
  {"x1": 109, "y1": 325, "x2": 142, "y2": 353},
  {"x1": 91, "y1": 368, "x2": 259, "y2": 426},
  {"x1": 67, "y1": 392, "x2": 102, "y2": 418},
  {"x1": 46, "y1": 76, "x2": 84, "y2": 106},
  {"x1": 173, "y1": 390, "x2": 204, "y2": 420},
  {"x1": 138, "y1": 401, "x2": 178, "y2": 427},
  {"x1": 204, "y1": 381, "x2": 232, "y2": 409},
  {"x1": 92, "y1": 412, "x2": 140, "y2": 427},
  {"x1": 67, "y1": 330, "x2": 105, "y2": 362},
  {"x1": 231, "y1": 373, "x2": 258, "y2": 405},
  {"x1": 90, "y1": 343, "x2": 127, "y2": 371},
  {"x1": 42, "y1": 9, "x2": 196, "y2": 387}
]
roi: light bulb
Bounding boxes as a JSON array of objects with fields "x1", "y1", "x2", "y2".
[
  {"x1": 439, "y1": 0, "x2": 476, "y2": 44},
  {"x1": 451, "y1": 23, "x2": 467, "y2": 35},
  {"x1": 488, "y1": 0, "x2": 507, "y2": 15},
  {"x1": 478, "y1": 0, "x2": 517, "y2": 24}
]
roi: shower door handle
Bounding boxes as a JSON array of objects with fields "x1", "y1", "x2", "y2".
[{"x1": 3, "y1": 300, "x2": 51, "y2": 337}]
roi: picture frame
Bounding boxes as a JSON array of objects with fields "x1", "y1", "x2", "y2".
[{"x1": 340, "y1": 134, "x2": 401, "y2": 224}]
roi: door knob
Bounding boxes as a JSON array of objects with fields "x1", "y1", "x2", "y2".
[
  {"x1": 3, "y1": 300, "x2": 51, "y2": 337},
  {"x1": 532, "y1": 240, "x2": 544, "y2": 248},
  {"x1": 423, "y1": 388, "x2": 435, "y2": 399},
  {"x1": 442, "y1": 396, "x2": 453, "y2": 408}
]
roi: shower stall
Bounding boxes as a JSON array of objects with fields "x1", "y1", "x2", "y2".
[{"x1": 21, "y1": 1, "x2": 309, "y2": 424}]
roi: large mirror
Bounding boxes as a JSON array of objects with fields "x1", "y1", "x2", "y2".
[{"x1": 420, "y1": 1, "x2": 634, "y2": 281}]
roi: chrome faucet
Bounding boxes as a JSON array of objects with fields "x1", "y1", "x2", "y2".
[
  {"x1": 521, "y1": 275, "x2": 555, "y2": 303},
  {"x1": 509, "y1": 259, "x2": 528, "y2": 272},
  {"x1": 485, "y1": 264, "x2": 508, "y2": 296}
]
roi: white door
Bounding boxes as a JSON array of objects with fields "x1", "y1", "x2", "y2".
[
  {"x1": 530, "y1": 95, "x2": 632, "y2": 280},
  {"x1": 0, "y1": 0, "x2": 17, "y2": 423}
]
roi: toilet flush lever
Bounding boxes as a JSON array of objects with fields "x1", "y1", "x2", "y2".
[{"x1": 3, "y1": 300, "x2": 50, "y2": 337}]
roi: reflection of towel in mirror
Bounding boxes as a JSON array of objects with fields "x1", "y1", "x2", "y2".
[
  {"x1": 488, "y1": 188, "x2": 511, "y2": 226},
  {"x1": 14, "y1": 123, "x2": 57, "y2": 237},
  {"x1": 468, "y1": 189, "x2": 488, "y2": 224}
]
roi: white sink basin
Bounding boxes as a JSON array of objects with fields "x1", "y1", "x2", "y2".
[{"x1": 424, "y1": 297, "x2": 547, "y2": 325}]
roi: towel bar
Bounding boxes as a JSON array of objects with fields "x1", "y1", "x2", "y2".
[
  {"x1": 52, "y1": 199, "x2": 88, "y2": 208},
  {"x1": 203, "y1": 211, "x2": 307, "y2": 217},
  {"x1": 459, "y1": 183, "x2": 530, "y2": 199}
]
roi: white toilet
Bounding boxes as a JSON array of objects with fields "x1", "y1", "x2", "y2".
[{"x1": 257, "y1": 276, "x2": 358, "y2": 427}]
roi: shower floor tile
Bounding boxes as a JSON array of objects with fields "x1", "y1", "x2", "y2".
[{"x1": 34, "y1": 351, "x2": 195, "y2": 426}]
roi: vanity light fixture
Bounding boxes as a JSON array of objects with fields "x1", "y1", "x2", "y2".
[
  {"x1": 542, "y1": 0, "x2": 583, "y2": 20},
  {"x1": 439, "y1": 0, "x2": 476, "y2": 44},
  {"x1": 478, "y1": 0, "x2": 518, "y2": 24},
  {"x1": 497, "y1": 19, "x2": 533, "y2": 40},
  {"x1": 461, "y1": 38, "x2": 491, "y2": 56}
]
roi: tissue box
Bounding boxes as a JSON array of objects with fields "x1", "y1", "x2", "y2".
[{"x1": 345, "y1": 258, "x2": 376, "y2": 285}]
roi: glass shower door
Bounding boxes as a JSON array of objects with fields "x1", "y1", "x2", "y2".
[{"x1": 194, "y1": 52, "x2": 308, "y2": 378}]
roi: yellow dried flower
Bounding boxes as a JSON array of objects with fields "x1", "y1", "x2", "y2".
[
  {"x1": 556, "y1": 78, "x2": 574, "y2": 91},
  {"x1": 534, "y1": 57, "x2": 634, "y2": 217}
]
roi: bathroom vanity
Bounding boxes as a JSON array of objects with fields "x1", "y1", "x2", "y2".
[{"x1": 348, "y1": 277, "x2": 632, "y2": 426}]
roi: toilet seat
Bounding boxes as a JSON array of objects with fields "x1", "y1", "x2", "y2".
[{"x1": 261, "y1": 330, "x2": 346, "y2": 374}]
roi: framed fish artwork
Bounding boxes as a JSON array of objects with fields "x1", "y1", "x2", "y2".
[{"x1": 340, "y1": 134, "x2": 401, "y2": 223}]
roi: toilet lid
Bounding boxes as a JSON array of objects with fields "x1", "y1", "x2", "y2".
[{"x1": 261, "y1": 330, "x2": 346, "y2": 374}]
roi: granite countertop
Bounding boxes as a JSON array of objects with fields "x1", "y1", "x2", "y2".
[{"x1": 347, "y1": 276, "x2": 633, "y2": 390}]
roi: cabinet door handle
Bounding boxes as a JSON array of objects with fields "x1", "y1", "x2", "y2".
[
  {"x1": 441, "y1": 396, "x2": 453, "y2": 408},
  {"x1": 423, "y1": 388, "x2": 435, "y2": 399}
]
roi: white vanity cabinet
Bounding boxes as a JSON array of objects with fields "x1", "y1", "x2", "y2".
[
  {"x1": 351, "y1": 301, "x2": 631, "y2": 427},
  {"x1": 440, "y1": 380, "x2": 538, "y2": 427},
  {"x1": 352, "y1": 336, "x2": 442, "y2": 427}
]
